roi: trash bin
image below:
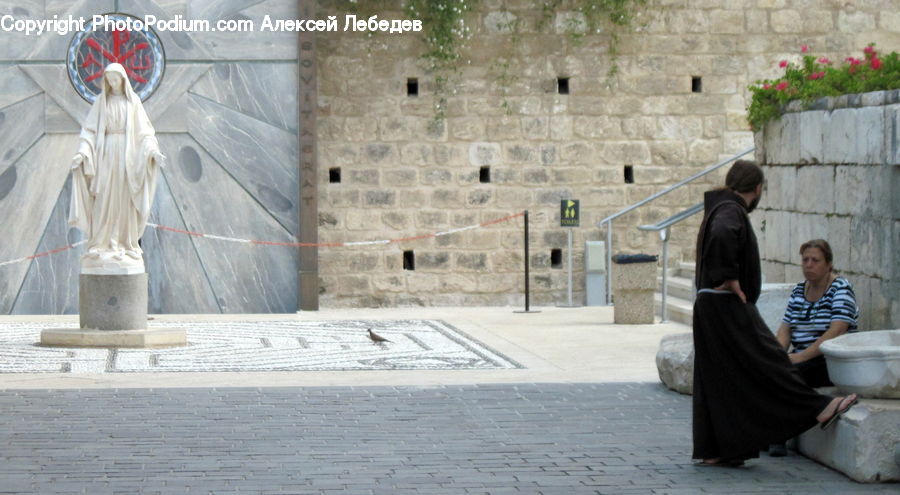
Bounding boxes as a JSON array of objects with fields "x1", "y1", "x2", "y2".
[
  {"x1": 611, "y1": 253, "x2": 658, "y2": 324},
  {"x1": 584, "y1": 241, "x2": 606, "y2": 306}
]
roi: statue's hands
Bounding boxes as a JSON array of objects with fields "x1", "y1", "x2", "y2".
[
  {"x1": 151, "y1": 151, "x2": 166, "y2": 166},
  {"x1": 71, "y1": 153, "x2": 84, "y2": 169}
]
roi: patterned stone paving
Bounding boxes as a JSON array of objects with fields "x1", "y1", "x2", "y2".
[{"x1": 0, "y1": 320, "x2": 521, "y2": 373}]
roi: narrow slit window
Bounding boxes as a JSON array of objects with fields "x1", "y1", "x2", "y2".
[
  {"x1": 479, "y1": 166, "x2": 491, "y2": 183},
  {"x1": 403, "y1": 250, "x2": 415, "y2": 270},
  {"x1": 557, "y1": 77, "x2": 569, "y2": 95},
  {"x1": 407, "y1": 78, "x2": 419, "y2": 96},
  {"x1": 691, "y1": 76, "x2": 702, "y2": 93},
  {"x1": 329, "y1": 167, "x2": 341, "y2": 183},
  {"x1": 550, "y1": 249, "x2": 563, "y2": 269},
  {"x1": 624, "y1": 165, "x2": 634, "y2": 184}
]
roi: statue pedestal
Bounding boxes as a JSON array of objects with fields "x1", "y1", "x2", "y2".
[{"x1": 40, "y1": 273, "x2": 186, "y2": 348}]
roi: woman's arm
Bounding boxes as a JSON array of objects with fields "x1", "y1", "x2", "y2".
[
  {"x1": 776, "y1": 322, "x2": 791, "y2": 351},
  {"x1": 788, "y1": 320, "x2": 850, "y2": 364}
]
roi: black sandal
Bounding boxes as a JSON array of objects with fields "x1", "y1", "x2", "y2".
[{"x1": 820, "y1": 394, "x2": 859, "y2": 430}]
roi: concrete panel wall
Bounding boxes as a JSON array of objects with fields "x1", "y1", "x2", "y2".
[{"x1": 0, "y1": 0, "x2": 299, "y2": 314}]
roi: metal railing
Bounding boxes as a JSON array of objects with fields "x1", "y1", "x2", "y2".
[
  {"x1": 638, "y1": 202, "x2": 703, "y2": 322},
  {"x1": 598, "y1": 146, "x2": 755, "y2": 308}
]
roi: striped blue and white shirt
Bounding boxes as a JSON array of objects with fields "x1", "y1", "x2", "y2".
[{"x1": 782, "y1": 276, "x2": 859, "y2": 352}]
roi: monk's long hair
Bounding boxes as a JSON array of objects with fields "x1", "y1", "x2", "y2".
[{"x1": 725, "y1": 159, "x2": 764, "y2": 193}]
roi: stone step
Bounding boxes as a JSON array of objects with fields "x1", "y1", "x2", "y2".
[
  {"x1": 676, "y1": 261, "x2": 695, "y2": 280},
  {"x1": 654, "y1": 292, "x2": 693, "y2": 325},
  {"x1": 656, "y1": 274, "x2": 694, "y2": 302}
]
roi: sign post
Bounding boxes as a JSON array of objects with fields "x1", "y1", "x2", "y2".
[{"x1": 559, "y1": 200, "x2": 581, "y2": 307}]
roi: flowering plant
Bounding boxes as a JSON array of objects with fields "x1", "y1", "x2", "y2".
[{"x1": 747, "y1": 44, "x2": 900, "y2": 131}]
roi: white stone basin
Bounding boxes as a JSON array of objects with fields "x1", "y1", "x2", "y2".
[{"x1": 821, "y1": 330, "x2": 900, "y2": 399}]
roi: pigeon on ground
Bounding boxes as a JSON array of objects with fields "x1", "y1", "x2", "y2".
[{"x1": 367, "y1": 328, "x2": 391, "y2": 343}]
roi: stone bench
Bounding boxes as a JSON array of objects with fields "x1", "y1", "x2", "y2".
[{"x1": 656, "y1": 332, "x2": 900, "y2": 482}]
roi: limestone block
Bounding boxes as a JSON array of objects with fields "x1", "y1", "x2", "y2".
[
  {"x1": 656, "y1": 333, "x2": 694, "y2": 395},
  {"x1": 797, "y1": 398, "x2": 900, "y2": 482},
  {"x1": 450, "y1": 118, "x2": 487, "y2": 141},
  {"x1": 770, "y1": 9, "x2": 802, "y2": 33},
  {"x1": 795, "y1": 165, "x2": 835, "y2": 214},
  {"x1": 837, "y1": 10, "x2": 876, "y2": 33},
  {"x1": 824, "y1": 108, "x2": 859, "y2": 164},
  {"x1": 486, "y1": 116, "x2": 522, "y2": 140},
  {"x1": 41, "y1": 328, "x2": 186, "y2": 348},
  {"x1": 858, "y1": 106, "x2": 887, "y2": 164},
  {"x1": 790, "y1": 213, "x2": 829, "y2": 265},
  {"x1": 849, "y1": 217, "x2": 892, "y2": 278},
  {"x1": 656, "y1": 116, "x2": 703, "y2": 140},
  {"x1": 764, "y1": 210, "x2": 792, "y2": 263},
  {"x1": 765, "y1": 113, "x2": 801, "y2": 165},
  {"x1": 827, "y1": 215, "x2": 852, "y2": 272},
  {"x1": 887, "y1": 104, "x2": 900, "y2": 165},
  {"x1": 834, "y1": 165, "x2": 891, "y2": 216},
  {"x1": 802, "y1": 9, "x2": 834, "y2": 32},
  {"x1": 799, "y1": 110, "x2": 826, "y2": 164},
  {"x1": 757, "y1": 283, "x2": 794, "y2": 333},
  {"x1": 762, "y1": 260, "x2": 786, "y2": 284},
  {"x1": 468, "y1": 142, "x2": 502, "y2": 166}
]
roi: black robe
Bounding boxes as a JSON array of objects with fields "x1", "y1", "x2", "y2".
[{"x1": 692, "y1": 189, "x2": 832, "y2": 461}]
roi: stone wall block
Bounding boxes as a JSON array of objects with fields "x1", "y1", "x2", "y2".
[
  {"x1": 790, "y1": 213, "x2": 829, "y2": 265},
  {"x1": 834, "y1": 165, "x2": 892, "y2": 217},
  {"x1": 887, "y1": 104, "x2": 900, "y2": 165},
  {"x1": 823, "y1": 108, "x2": 863, "y2": 164},
  {"x1": 468, "y1": 142, "x2": 502, "y2": 166},
  {"x1": 764, "y1": 210, "x2": 791, "y2": 264},
  {"x1": 849, "y1": 217, "x2": 891, "y2": 279},
  {"x1": 795, "y1": 165, "x2": 835, "y2": 214},
  {"x1": 764, "y1": 113, "x2": 800, "y2": 165},
  {"x1": 827, "y1": 215, "x2": 852, "y2": 274},
  {"x1": 799, "y1": 110, "x2": 825, "y2": 164},
  {"x1": 857, "y1": 107, "x2": 886, "y2": 164}
]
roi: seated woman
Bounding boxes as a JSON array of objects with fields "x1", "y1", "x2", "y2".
[
  {"x1": 769, "y1": 239, "x2": 859, "y2": 457},
  {"x1": 776, "y1": 239, "x2": 859, "y2": 387}
]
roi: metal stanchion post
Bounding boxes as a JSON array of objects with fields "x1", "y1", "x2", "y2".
[{"x1": 514, "y1": 210, "x2": 540, "y2": 314}]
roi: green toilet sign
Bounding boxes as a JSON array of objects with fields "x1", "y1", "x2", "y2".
[{"x1": 560, "y1": 199, "x2": 579, "y2": 227}]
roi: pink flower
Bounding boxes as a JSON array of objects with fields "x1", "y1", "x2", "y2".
[
  {"x1": 808, "y1": 71, "x2": 826, "y2": 80},
  {"x1": 763, "y1": 83, "x2": 771, "y2": 90},
  {"x1": 775, "y1": 81, "x2": 789, "y2": 91},
  {"x1": 871, "y1": 56, "x2": 882, "y2": 70},
  {"x1": 818, "y1": 57, "x2": 831, "y2": 65},
  {"x1": 801, "y1": 44, "x2": 809, "y2": 53},
  {"x1": 863, "y1": 45, "x2": 875, "y2": 55},
  {"x1": 779, "y1": 60, "x2": 788, "y2": 68},
  {"x1": 846, "y1": 57, "x2": 862, "y2": 66}
]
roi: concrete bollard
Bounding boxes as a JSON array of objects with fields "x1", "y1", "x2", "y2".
[{"x1": 611, "y1": 254, "x2": 658, "y2": 324}]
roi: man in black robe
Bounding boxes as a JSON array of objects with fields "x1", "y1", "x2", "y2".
[{"x1": 692, "y1": 160, "x2": 856, "y2": 466}]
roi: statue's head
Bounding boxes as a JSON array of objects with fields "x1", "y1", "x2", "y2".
[{"x1": 103, "y1": 64, "x2": 130, "y2": 96}]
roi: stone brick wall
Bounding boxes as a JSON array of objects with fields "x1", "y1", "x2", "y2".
[
  {"x1": 315, "y1": 0, "x2": 899, "y2": 308},
  {"x1": 754, "y1": 91, "x2": 900, "y2": 331}
]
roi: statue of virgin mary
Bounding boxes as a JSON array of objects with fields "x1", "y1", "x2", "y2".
[{"x1": 69, "y1": 63, "x2": 165, "y2": 274}]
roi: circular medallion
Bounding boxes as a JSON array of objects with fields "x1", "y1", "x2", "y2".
[{"x1": 67, "y1": 13, "x2": 165, "y2": 103}]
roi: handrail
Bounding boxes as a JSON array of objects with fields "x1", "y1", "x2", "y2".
[
  {"x1": 598, "y1": 146, "x2": 755, "y2": 225},
  {"x1": 598, "y1": 146, "x2": 755, "y2": 307},
  {"x1": 637, "y1": 201, "x2": 704, "y2": 322},
  {"x1": 637, "y1": 202, "x2": 703, "y2": 232}
]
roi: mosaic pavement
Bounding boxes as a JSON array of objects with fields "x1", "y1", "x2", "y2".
[{"x1": 0, "y1": 320, "x2": 521, "y2": 373}]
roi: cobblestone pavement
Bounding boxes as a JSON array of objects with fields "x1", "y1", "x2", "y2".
[{"x1": 1, "y1": 383, "x2": 892, "y2": 494}]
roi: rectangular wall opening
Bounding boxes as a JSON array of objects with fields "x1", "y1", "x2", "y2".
[
  {"x1": 403, "y1": 250, "x2": 415, "y2": 270},
  {"x1": 691, "y1": 76, "x2": 702, "y2": 93},
  {"x1": 551, "y1": 249, "x2": 563, "y2": 269},
  {"x1": 479, "y1": 166, "x2": 491, "y2": 183},
  {"x1": 329, "y1": 167, "x2": 341, "y2": 183},
  {"x1": 407, "y1": 78, "x2": 419, "y2": 96},
  {"x1": 624, "y1": 165, "x2": 634, "y2": 184},
  {"x1": 557, "y1": 77, "x2": 570, "y2": 95}
]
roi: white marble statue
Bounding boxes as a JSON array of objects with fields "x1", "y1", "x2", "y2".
[{"x1": 69, "y1": 63, "x2": 165, "y2": 274}]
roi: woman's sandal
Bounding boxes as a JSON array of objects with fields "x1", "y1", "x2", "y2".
[{"x1": 820, "y1": 393, "x2": 859, "y2": 430}]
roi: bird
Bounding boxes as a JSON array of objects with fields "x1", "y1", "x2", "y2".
[{"x1": 367, "y1": 328, "x2": 391, "y2": 343}]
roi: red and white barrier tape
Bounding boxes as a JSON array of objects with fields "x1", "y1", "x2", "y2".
[{"x1": 0, "y1": 211, "x2": 525, "y2": 267}]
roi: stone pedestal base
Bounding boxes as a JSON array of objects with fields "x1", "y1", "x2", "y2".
[
  {"x1": 80, "y1": 273, "x2": 147, "y2": 330},
  {"x1": 40, "y1": 328, "x2": 187, "y2": 348},
  {"x1": 40, "y1": 273, "x2": 187, "y2": 348}
]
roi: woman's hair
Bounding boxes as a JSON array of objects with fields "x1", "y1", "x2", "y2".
[
  {"x1": 800, "y1": 239, "x2": 833, "y2": 266},
  {"x1": 725, "y1": 160, "x2": 764, "y2": 193}
]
